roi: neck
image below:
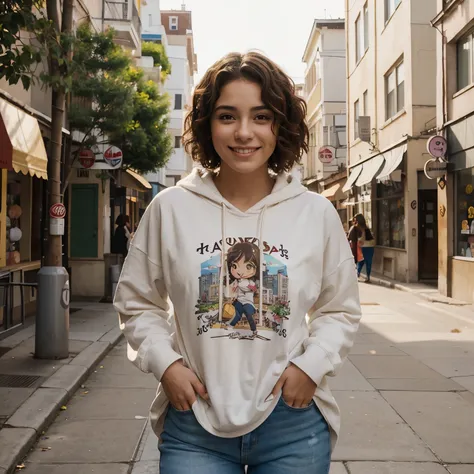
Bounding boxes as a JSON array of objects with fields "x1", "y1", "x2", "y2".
[{"x1": 214, "y1": 163, "x2": 275, "y2": 212}]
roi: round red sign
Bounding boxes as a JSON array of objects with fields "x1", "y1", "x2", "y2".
[
  {"x1": 50, "y1": 203, "x2": 66, "y2": 219},
  {"x1": 78, "y1": 149, "x2": 95, "y2": 169},
  {"x1": 318, "y1": 146, "x2": 335, "y2": 164}
]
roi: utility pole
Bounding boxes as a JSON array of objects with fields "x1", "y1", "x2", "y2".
[{"x1": 35, "y1": 0, "x2": 75, "y2": 360}]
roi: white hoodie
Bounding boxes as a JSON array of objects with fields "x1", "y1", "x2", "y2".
[{"x1": 114, "y1": 168, "x2": 361, "y2": 449}]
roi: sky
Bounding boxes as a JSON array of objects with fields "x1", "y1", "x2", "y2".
[{"x1": 159, "y1": 0, "x2": 345, "y2": 83}]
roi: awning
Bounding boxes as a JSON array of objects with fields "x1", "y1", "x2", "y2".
[
  {"x1": 377, "y1": 144, "x2": 407, "y2": 181},
  {"x1": 0, "y1": 98, "x2": 48, "y2": 179},
  {"x1": 304, "y1": 177, "x2": 318, "y2": 186},
  {"x1": 355, "y1": 155, "x2": 385, "y2": 186},
  {"x1": 124, "y1": 168, "x2": 152, "y2": 191},
  {"x1": 321, "y1": 182, "x2": 344, "y2": 200},
  {"x1": 342, "y1": 165, "x2": 362, "y2": 192}
]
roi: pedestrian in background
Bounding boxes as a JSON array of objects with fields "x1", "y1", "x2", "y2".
[
  {"x1": 348, "y1": 216, "x2": 362, "y2": 265},
  {"x1": 355, "y1": 213, "x2": 375, "y2": 283},
  {"x1": 114, "y1": 51, "x2": 361, "y2": 474},
  {"x1": 112, "y1": 214, "x2": 131, "y2": 258}
]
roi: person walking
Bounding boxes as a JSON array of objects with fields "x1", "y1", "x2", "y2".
[
  {"x1": 112, "y1": 214, "x2": 131, "y2": 258},
  {"x1": 355, "y1": 213, "x2": 375, "y2": 283},
  {"x1": 348, "y1": 216, "x2": 362, "y2": 265},
  {"x1": 114, "y1": 52, "x2": 361, "y2": 474}
]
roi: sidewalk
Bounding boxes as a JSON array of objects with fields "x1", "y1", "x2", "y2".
[
  {"x1": 0, "y1": 301, "x2": 122, "y2": 474},
  {"x1": 2, "y1": 285, "x2": 474, "y2": 474},
  {"x1": 367, "y1": 271, "x2": 473, "y2": 308}
]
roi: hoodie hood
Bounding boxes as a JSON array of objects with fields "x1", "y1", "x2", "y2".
[{"x1": 177, "y1": 168, "x2": 307, "y2": 215}]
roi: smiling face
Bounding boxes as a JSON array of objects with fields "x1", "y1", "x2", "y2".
[
  {"x1": 210, "y1": 79, "x2": 277, "y2": 175},
  {"x1": 230, "y1": 256, "x2": 257, "y2": 280}
]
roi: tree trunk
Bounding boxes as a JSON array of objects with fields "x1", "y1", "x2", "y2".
[{"x1": 45, "y1": 0, "x2": 74, "y2": 267}]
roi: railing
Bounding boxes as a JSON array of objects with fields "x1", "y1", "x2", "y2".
[
  {"x1": 104, "y1": 0, "x2": 129, "y2": 21},
  {"x1": 132, "y1": 1, "x2": 141, "y2": 37},
  {"x1": 0, "y1": 280, "x2": 38, "y2": 340}
]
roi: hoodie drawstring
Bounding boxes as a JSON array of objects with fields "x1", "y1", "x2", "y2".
[{"x1": 219, "y1": 203, "x2": 267, "y2": 330}]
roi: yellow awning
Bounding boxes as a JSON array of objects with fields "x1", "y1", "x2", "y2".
[
  {"x1": 125, "y1": 168, "x2": 152, "y2": 190},
  {"x1": 321, "y1": 182, "x2": 344, "y2": 200},
  {"x1": 0, "y1": 99, "x2": 48, "y2": 179}
]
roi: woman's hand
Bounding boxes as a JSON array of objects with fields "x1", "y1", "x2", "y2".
[
  {"x1": 270, "y1": 363, "x2": 316, "y2": 408},
  {"x1": 161, "y1": 360, "x2": 209, "y2": 411}
]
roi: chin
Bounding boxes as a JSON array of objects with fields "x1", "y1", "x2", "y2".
[{"x1": 221, "y1": 156, "x2": 270, "y2": 175}]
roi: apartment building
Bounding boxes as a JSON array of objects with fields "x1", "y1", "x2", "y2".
[
  {"x1": 433, "y1": 0, "x2": 474, "y2": 302},
  {"x1": 161, "y1": 6, "x2": 198, "y2": 186},
  {"x1": 302, "y1": 20, "x2": 348, "y2": 227},
  {"x1": 345, "y1": 0, "x2": 437, "y2": 283}
]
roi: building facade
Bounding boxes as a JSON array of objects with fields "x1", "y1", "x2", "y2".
[
  {"x1": 161, "y1": 7, "x2": 198, "y2": 186},
  {"x1": 302, "y1": 20, "x2": 348, "y2": 228},
  {"x1": 345, "y1": 0, "x2": 438, "y2": 282},
  {"x1": 433, "y1": 0, "x2": 474, "y2": 302}
]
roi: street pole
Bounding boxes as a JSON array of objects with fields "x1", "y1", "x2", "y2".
[{"x1": 35, "y1": 0, "x2": 75, "y2": 360}]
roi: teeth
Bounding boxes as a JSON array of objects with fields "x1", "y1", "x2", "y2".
[{"x1": 233, "y1": 148, "x2": 257, "y2": 154}]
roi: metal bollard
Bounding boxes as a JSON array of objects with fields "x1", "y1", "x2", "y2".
[{"x1": 35, "y1": 266, "x2": 70, "y2": 359}]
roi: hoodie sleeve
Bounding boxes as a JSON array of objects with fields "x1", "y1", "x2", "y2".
[
  {"x1": 290, "y1": 202, "x2": 362, "y2": 387},
  {"x1": 113, "y1": 199, "x2": 183, "y2": 381}
]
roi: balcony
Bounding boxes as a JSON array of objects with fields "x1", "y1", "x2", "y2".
[{"x1": 103, "y1": 0, "x2": 141, "y2": 53}]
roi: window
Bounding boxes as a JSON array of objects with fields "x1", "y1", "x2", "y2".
[
  {"x1": 174, "y1": 136, "x2": 182, "y2": 148},
  {"x1": 385, "y1": 0, "x2": 401, "y2": 22},
  {"x1": 455, "y1": 167, "x2": 474, "y2": 258},
  {"x1": 376, "y1": 180, "x2": 405, "y2": 249},
  {"x1": 385, "y1": 60, "x2": 405, "y2": 120},
  {"x1": 355, "y1": 14, "x2": 363, "y2": 62},
  {"x1": 457, "y1": 31, "x2": 473, "y2": 91},
  {"x1": 174, "y1": 94, "x2": 182, "y2": 110},
  {"x1": 169, "y1": 16, "x2": 178, "y2": 30},
  {"x1": 354, "y1": 100, "x2": 360, "y2": 140},
  {"x1": 363, "y1": 90, "x2": 368, "y2": 115},
  {"x1": 364, "y1": 3, "x2": 369, "y2": 51}
]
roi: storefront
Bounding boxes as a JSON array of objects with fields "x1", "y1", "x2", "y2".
[
  {"x1": 320, "y1": 171, "x2": 349, "y2": 232},
  {"x1": 440, "y1": 115, "x2": 474, "y2": 303},
  {"x1": 0, "y1": 98, "x2": 49, "y2": 337},
  {"x1": 344, "y1": 140, "x2": 434, "y2": 282}
]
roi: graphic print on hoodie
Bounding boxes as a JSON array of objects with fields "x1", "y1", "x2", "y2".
[{"x1": 196, "y1": 239, "x2": 290, "y2": 342}]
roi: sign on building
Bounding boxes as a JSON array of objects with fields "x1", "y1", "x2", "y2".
[
  {"x1": 427, "y1": 135, "x2": 447, "y2": 158},
  {"x1": 318, "y1": 146, "x2": 335, "y2": 164},
  {"x1": 424, "y1": 159, "x2": 448, "y2": 180}
]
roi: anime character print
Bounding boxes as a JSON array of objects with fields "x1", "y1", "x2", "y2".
[{"x1": 195, "y1": 238, "x2": 291, "y2": 342}]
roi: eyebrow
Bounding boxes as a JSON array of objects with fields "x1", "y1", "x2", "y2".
[{"x1": 214, "y1": 105, "x2": 271, "y2": 112}]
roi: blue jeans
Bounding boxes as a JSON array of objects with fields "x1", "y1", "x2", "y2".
[
  {"x1": 229, "y1": 301, "x2": 257, "y2": 331},
  {"x1": 159, "y1": 397, "x2": 331, "y2": 473},
  {"x1": 357, "y1": 247, "x2": 375, "y2": 278}
]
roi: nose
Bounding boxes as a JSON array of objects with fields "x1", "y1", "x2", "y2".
[{"x1": 235, "y1": 119, "x2": 254, "y2": 142}]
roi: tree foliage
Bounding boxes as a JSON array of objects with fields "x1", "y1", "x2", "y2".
[
  {"x1": 141, "y1": 41, "x2": 171, "y2": 80},
  {"x1": 109, "y1": 67, "x2": 173, "y2": 173},
  {"x1": 0, "y1": 0, "x2": 74, "y2": 91},
  {"x1": 69, "y1": 25, "x2": 173, "y2": 174}
]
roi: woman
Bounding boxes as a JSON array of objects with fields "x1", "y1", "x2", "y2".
[
  {"x1": 114, "y1": 52, "x2": 361, "y2": 474},
  {"x1": 348, "y1": 216, "x2": 362, "y2": 265},
  {"x1": 112, "y1": 214, "x2": 131, "y2": 257},
  {"x1": 355, "y1": 213, "x2": 376, "y2": 283}
]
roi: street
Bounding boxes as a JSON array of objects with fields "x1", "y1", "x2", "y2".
[{"x1": 15, "y1": 283, "x2": 474, "y2": 474}]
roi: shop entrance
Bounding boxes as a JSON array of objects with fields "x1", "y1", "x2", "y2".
[{"x1": 418, "y1": 179, "x2": 438, "y2": 280}]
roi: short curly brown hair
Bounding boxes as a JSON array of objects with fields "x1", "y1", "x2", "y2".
[{"x1": 183, "y1": 52, "x2": 309, "y2": 173}]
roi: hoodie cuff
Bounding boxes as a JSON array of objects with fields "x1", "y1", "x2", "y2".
[
  {"x1": 145, "y1": 344, "x2": 183, "y2": 382},
  {"x1": 290, "y1": 344, "x2": 334, "y2": 387}
]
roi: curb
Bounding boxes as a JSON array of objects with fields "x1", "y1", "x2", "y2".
[
  {"x1": 369, "y1": 275, "x2": 471, "y2": 307},
  {"x1": 0, "y1": 328, "x2": 123, "y2": 474}
]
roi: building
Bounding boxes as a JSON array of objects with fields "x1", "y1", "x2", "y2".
[
  {"x1": 345, "y1": 0, "x2": 438, "y2": 283},
  {"x1": 301, "y1": 19, "x2": 348, "y2": 227},
  {"x1": 161, "y1": 5, "x2": 198, "y2": 186},
  {"x1": 432, "y1": 0, "x2": 474, "y2": 302}
]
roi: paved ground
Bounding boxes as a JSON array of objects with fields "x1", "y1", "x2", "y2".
[{"x1": 8, "y1": 284, "x2": 474, "y2": 473}]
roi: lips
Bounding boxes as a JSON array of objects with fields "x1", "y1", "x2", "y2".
[{"x1": 229, "y1": 147, "x2": 261, "y2": 155}]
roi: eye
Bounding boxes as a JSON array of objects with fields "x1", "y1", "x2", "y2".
[
  {"x1": 246, "y1": 264, "x2": 254, "y2": 271},
  {"x1": 218, "y1": 114, "x2": 235, "y2": 121},
  {"x1": 232, "y1": 263, "x2": 237, "y2": 269},
  {"x1": 255, "y1": 114, "x2": 272, "y2": 122}
]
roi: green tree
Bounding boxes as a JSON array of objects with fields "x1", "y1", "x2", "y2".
[
  {"x1": 141, "y1": 41, "x2": 171, "y2": 82},
  {"x1": 110, "y1": 67, "x2": 173, "y2": 173}
]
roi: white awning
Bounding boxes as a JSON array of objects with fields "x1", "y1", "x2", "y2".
[
  {"x1": 377, "y1": 144, "x2": 407, "y2": 181},
  {"x1": 342, "y1": 165, "x2": 362, "y2": 192},
  {"x1": 0, "y1": 98, "x2": 48, "y2": 179},
  {"x1": 321, "y1": 182, "x2": 344, "y2": 201},
  {"x1": 355, "y1": 155, "x2": 385, "y2": 186}
]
